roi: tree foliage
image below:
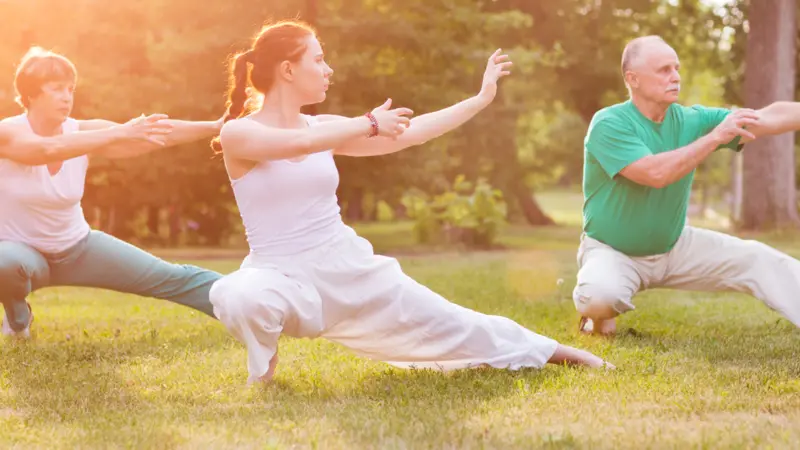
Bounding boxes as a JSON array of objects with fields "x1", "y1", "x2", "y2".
[{"x1": 2, "y1": 0, "x2": 786, "y2": 244}]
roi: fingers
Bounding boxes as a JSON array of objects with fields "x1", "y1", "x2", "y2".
[
  {"x1": 489, "y1": 48, "x2": 502, "y2": 61},
  {"x1": 372, "y1": 103, "x2": 415, "y2": 138},
  {"x1": 731, "y1": 108, "x2": 759, "y2": 121},
  {"x1": 392, "y1": 107, "x2": 414, "y2": 117},
  {"x1": 146, "y1": 136, "x2": 169, "y2": 146},
  {"x1": 497, "y1": 61, "x2": 513, "y2": 70},
  {"x1": 146, "y1": 121, "x2": 174, "y2": 134},
  {"x1": 144, "y1": 113, "x2": 170, "y2": 123},
  {"x1": 735, "y1": 127, "x2": 757, "y2": 141},
  {"x1": 148, "y1": 127, "x2": 173, "y2": 136},
  {"x1": 146, "y1": 118, "x2": 172, "y2": 141},
  {"x1": 732, "y1": 107, "x2": 757, "y2": 115},
  {"x1": 378, "y1": 98, "x2": 392, "y2": 110},
  {"x1": 734, "y1": 117, "x2": 759, "y2": 128},
  {"x1": 718, "y1": 109, "x2": 759, "y2": 141},
  {"x1": 497, "y1": 61, "x2": 513, "y2": 77},
  {"x1": 724, "y1": 126, "x2": 756, "y2": 141}
]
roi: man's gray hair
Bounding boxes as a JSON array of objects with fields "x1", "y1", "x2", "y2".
[{"x1": 621, "y1": 35, "x2": 667, "y2": 76}]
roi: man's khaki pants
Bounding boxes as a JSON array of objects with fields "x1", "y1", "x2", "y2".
[{"x1": 573, "y1": 226, "x2": 800, "y2": 328}]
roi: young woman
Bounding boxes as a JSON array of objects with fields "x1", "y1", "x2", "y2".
[
  {"x1": 210, "y1": 21, "x2": 614, "y2": 383},
  {"x1": 0, "y1": 47, "x2": 224, "y2": 338}
]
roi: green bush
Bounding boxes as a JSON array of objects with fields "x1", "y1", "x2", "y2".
[{"x1": 401, "y1": 176, "x2": 507, "y2": 248}]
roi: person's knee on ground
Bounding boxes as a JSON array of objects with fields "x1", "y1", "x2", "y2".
[{"x1": 572, "y1": 280, "x2": 634, "y2": 332}]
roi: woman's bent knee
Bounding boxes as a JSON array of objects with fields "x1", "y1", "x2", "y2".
[{"x1": 209, "y1": 268, "x2": 323, "y2": 339}]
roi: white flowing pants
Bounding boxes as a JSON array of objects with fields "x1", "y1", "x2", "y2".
[
  {"x1": 210, "y1": 226, "x2": 559, "y2": 382},
  {"x1": 573, "y1": 226, "x2": 800, "y2": 328}
]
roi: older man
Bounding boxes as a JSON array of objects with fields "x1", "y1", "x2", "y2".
[{"x1": 574, "y1": 35, "x2": 800, "y2": 335}]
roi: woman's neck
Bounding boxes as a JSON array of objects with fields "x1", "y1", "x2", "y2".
[{"x1": 255, "y1": 88, "x2": 307, "y2": 128}]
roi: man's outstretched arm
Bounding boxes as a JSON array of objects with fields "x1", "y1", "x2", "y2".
[{"x1": 618, "y1": 108, "x2": 758, "y2": 188}]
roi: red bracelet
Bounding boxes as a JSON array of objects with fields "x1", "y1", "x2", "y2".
[{"x1": 365, "y1": 112, "x2": 379, "y2": 138}]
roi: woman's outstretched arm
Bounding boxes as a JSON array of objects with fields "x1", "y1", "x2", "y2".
[
  {"x1": 323, "y1": 49, "x2": 513, "y2": 157},
  {"x1": 0, "y1": 114, "x2": 172, "y2": 165},
  {"x1": 79, "y1": 116, "x2": 223, "y2": 159}
]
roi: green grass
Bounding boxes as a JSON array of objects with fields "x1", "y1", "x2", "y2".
[{"x1": 3, "y1": 194, "x2": 800, "y2": 449}]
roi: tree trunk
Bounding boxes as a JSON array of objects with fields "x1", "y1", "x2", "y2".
[
  {"x1": 146, "y1": 205, "x2": 160, "y2": 244},
  {"x1": 741, "y1": 0, "x2": 799, "y2": 230},
  {"x1": 344, "y1": 187, "x2": 365, "y2": 222},
  {"x1": 730, "y1": 150, "x2": 743, "y2": 224},
  {"x1": 106, "y1": 206, "x2": 116, "y2": 235},
  {"x1": 168, "y1": 204, "x2": 182, "y2": 247},
  {"x1": 108, "y1": 205, "x2": 136, "y2": 241},
  {"x1": 510, "y1": 177, "x2": 555, "y2": 226},
  {"x1": 489, "y1": 112, "x2": 555, "y2": 226}
]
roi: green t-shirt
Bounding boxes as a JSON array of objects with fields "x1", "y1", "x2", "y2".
[{"x1": 582, "y1": 100, "x2": 742, "y2": 256}]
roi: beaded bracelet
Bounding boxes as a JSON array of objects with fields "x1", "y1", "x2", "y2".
[{"x1": 365, "y1": 112, "x2": 379, "y2": 138}]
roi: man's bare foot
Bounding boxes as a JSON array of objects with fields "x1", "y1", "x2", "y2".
[
  {"x1": 548, "y1": 344, "x2": 615, "y2": 370},
  {"x1": 578, "y1": 316, "x2": 617, "y2": 336},
  {"x1": 258, "y1": 351, "x2": 279, "y2": 383}
]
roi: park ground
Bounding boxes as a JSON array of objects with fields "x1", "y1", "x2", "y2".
[{"x1": 2, "y1": 191, "x2": 800, "y2": 449}]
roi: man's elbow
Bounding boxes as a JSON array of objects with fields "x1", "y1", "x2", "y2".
[
  {"x1": 646, "y1": 169, "x2": 670, "y2": 189},
  {"x1": 620, "y1": 165, "x2": 668, "y2": 189}
]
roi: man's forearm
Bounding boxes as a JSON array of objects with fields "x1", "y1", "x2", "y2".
[{"x1": 621, "y1": 133, "x2": 721, "y2": 188}]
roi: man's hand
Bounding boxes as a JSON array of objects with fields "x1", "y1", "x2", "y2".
[{"x1": 710, "y1": 108, "x2": 759, "y2": 145}]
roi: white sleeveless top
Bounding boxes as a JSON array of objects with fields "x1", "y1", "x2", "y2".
[
  {"x1": 230, "y1": 114, "x2": 345, "y2": 256},
  {"x1": 0, "y1": 114, "x2": 91, "y2": 253}
]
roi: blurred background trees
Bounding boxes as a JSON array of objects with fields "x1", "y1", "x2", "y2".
[{"x1": 1, "y1": 0, "x2": 795, "y2": 248}]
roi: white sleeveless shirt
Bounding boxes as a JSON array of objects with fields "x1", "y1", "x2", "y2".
[
  {"x1": 230, "y1": 114, "x2": 346, "y2": 256},
  {"x1": 0, "y1": 114, "x2": 91, "y2": 253}
]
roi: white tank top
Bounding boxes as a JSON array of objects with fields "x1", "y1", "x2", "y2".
[
  {"x1": 0, "y1": 114, "x2": 91, "y2": 253},
  {"x1": 230, "y1": 114, "x2": 345, "y2": 256}
]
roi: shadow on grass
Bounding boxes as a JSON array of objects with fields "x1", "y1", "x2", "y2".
[
  {"x1": 611, "y1": 314, "x2": 800, "y2": 373},
  {"x1": 247, "y1": 363, "x2": 583, "y2": 447},
  {"x1": 2, "y1": 324, "x2": 590, "y2": 448},
  {"x1": 1, "y1": 329, "x2": 218, "y2": 433}
]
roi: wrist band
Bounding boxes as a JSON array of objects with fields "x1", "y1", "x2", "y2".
[{"x1": 365, "y1": 112, "x2": 379, "y2": 138}]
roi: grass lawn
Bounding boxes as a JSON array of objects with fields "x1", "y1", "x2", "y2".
[{"x1": 3, "y1": 193, "x2": 800, "y2": 449}]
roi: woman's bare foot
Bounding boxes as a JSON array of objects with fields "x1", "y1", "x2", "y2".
[
  {"x1": 258, "y1": 350, "x2": 280, "y2": 383},
  {"x1": 548, "y1": 344, "x2": 615, "y2": 370},
  {"x1": 578, "y1": 316, "x2": 617, "y2": 336}
]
